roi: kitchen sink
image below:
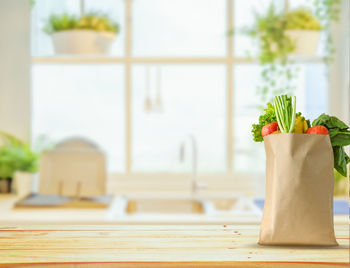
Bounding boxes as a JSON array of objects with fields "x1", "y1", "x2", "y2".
[
  {"x1": 108, "y1": 194, "x2": 261, "y2": 219},
  {"x1": 126, "y1": 199, "x2": 205, "y2": 214}
]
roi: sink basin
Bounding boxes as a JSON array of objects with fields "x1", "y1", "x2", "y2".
[
  {"x1": 126, "y1": 199, "x2": 205, "y2": 214},
  {"x1": 107, "y1": 195, "x2": 262, "y2": 220}
]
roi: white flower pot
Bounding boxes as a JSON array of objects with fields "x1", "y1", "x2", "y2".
[
  {"x1": 51, "y1": 30, "x2": 116, "y2": 55},
  {"x1": 285, "y1": 30, "x2": 321, "y2": 57},
  {"x1": 13, "y1": 171, "x2": 34, "y2": 198}
]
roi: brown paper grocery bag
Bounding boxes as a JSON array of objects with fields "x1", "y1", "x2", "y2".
[{"x1": 259, "y1": 133, "x2": 338, "y2": 246}]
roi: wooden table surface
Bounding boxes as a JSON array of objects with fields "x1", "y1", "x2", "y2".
[{"x1": 0, "y1": 225, "x2": 348, "y2": 267}]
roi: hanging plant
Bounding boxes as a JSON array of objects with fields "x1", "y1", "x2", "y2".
[
  {"x1": 43, "y1": 13, "x2": 119, "y2": 35},
  {"x1": 248, "y1": 5, "x2": 323, "y2": 104},
  {"x1": 312, "y1": 0, "x2": 341, "y2": 63},
  {"x1": 43, "y1": 12, "x2": 120, "y2": 55}
]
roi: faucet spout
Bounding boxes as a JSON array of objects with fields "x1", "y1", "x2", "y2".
[
  {"x1": 179, "y1": 135, "x2": 197, "y2": 175},
  {"x1": 179, "y1": 135, "x2": 201, "y2": 195}
]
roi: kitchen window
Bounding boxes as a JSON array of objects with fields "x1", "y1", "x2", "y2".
[{"x1": 31, "y1": 0, "x2": 329, "y2": 174}]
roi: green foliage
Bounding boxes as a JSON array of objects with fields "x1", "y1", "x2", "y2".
[
  {"x1": 312, "y1": 114, "x2": 350, "y2": 177},
  {"x1": 312, "y1": 0, "x2": 341, "y2": 63},
  {"x1": 0, "y1": 132, "x2": 39, "y2": 179},
  {"x1": 249, "y1": 6, "x2": 320, "y2": 65},
  {"x1": 313, "y1": 113, "x2": 349, "y2": 130},
  {"x1": 44, "y1": 13, "x2": 120, "y2": 35},
  {"x1": 242, "y1": 1, "x2": 340, "y2": 105},
  {"x1": 285, "y1": 9, "x2": 322, "y2": 30},
  {"x1": 257, "y1": 63, "x2": 299, "y2": 104},
  {"x1": 313, "y1": 0, "x2": 340, "y2": 23},
  {"x1": 29, "y1": 0, "x2": 36, "y2": 8},
  {"x1": 248, "y1": 5, "x2": 327, "y2": 104},
  {"x1": 332, "y1": 146, "x2": 350, "y2": 178},
  {"x1": 43, "y1": 14, "x2": 78, "y2": 34},
  {"x1": 250, "y1": 6, "x2": 291, "y2": 65},
  {"x1": 251, "y1": 103, "x2": 277, "y2": 142}
]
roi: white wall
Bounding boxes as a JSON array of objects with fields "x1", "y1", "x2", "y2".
[
  {"x1": 329, "y1": 0, "x2": 350, "y2": 124},
  {"x1": 0, "y1": 0, "x2": 31, "y2": 142}
]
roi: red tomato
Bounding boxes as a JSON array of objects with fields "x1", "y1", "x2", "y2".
[
  {"x1": 261, "y1": 121, "x2": 279, "y2": 138},
  {"x1": 306, "y1": 125, "x2": 329, "y2": 135}
]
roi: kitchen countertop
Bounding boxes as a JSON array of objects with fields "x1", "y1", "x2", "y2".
[
  {"x1": 0, "y1": 194, "x2": 348, "y2": 225},
  {"x1": 0, "y1": 225, "x2": 348, "y2": 267},
  {"x1": 1, "y1": 194, "x2": 264, "y2": 225}
]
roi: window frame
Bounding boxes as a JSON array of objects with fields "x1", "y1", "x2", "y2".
[{"x1": 31, "y1": 0, "x2": 326, "y2": 174}]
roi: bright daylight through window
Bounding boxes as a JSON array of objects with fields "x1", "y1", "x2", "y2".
[{"x1": 31, "y1": 0, "x2": 328, "y2": 174}]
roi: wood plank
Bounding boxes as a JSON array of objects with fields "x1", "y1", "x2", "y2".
[
  {"x1": 0, "y1": 225, "x2": 348, "y2": 266},
  {"x1": 0, "y1": 262, "x2": 349, "y2": 268},
  {"x1": 0, "y1": 224, "x2": 347, "y2": 231}
]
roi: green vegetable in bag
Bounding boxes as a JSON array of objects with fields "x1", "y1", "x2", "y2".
[
  {"x1": 251, "y1": 103, "x2": 277, "y2": 142},
  {"x1": 312, "y1": 113, "x2": 350, "y2": 177}
]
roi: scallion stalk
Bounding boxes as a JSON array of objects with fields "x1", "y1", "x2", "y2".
[
  {"x1": 274, "y1": 95, "x2": 296, "y2": 133},
  {"x1": 289, "y1": 96, "x2": 296, "y2": 132}
]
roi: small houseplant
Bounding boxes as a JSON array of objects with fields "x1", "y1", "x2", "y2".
[
  {"x1": 43, "y1": 13, "x2": 120, "y2": 55},
  {"x1": 248, "y1": 6, "x2": 322, "y2": 103},
  {"x1": 284, "y1": 9, "x2": 322, "y2": 56},
  {"x1": 250, "y1": 7, "x2": 322, "y2": 63},
  {"x1": 0, "y1": 132, "x2": 39, "y2": 194}
]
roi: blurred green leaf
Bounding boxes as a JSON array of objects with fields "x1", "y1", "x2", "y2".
[
  {"x1": 0, "y1": 132, "x2": 39, "y2": 179},
  {"x1": 43, "y1": 12, "x2": 120, "y2": 35}
]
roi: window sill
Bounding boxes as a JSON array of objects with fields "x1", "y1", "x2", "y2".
[{"x1": 31, "y1": 56, "x2": 324, "y2": 64}]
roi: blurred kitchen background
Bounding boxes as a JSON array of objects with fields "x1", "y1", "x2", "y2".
[{"x1": 0, "y1": 0, "x2": 348, "y2": 224}]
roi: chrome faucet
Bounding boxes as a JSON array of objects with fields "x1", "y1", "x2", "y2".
[{"x1": 179, "y1": 135, "x2": 206, "y2": 196}]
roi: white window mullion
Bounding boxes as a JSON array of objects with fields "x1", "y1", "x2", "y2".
[
  {"x1": 284, "y1": 0, "x2": 289, "y2": 13},
  {"x1": 125, "y1": 0, "x2": 132, "y2": 173},
  {"x1": 80, "y1": 0, "x2": 85, "y2": 16},
  {"x1": 227, "y1": 0, "x2": 234, "y2": 173}
]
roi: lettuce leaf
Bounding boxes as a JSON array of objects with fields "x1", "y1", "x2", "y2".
[{"x1": 252, "y1": 103, "x2": 276, "y2": 142}]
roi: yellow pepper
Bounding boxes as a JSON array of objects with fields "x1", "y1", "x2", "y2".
[
  {"x1": 303, "y1": 119, "x2": 308, "y2": 133},
  {"x1": 294, "y1": 116, "x2": 309, "y2": 133},
  {"x1": 294, "y1": 116, "x2": 304, "y2": 133}
]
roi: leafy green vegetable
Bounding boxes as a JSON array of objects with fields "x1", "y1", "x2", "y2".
[
  {"x1": 0, "y1": 132, "x2": 39, "y2": 179},
  {"x1": 313, "y1": 113, "x2": 348, "y2": 129},
  {"x1": 305, "y1": 118, "x2": 311, "y2": 128},
  {"x1": 328, "y1": 130, "x2": 350, "y2": 147},
  {"x1": 43, "y1": 13, "x2": 119, "y2": 35},
  {"x1": 252, "y1": 103, "x2": 276, "y2": 142},
  {"x1": 274, "y1": 95, "x2": 296, "y2": 133},
  {"x1": 333, "y1": 147, "x2": 350, "y2": 177},
  {"x1": 312, "y1": 113, "x2": 350, "y2": 177}
]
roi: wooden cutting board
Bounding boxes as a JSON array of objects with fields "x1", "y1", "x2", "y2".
[{"x1": 0, "y1": 225, "x2": 348, "y2": 267}]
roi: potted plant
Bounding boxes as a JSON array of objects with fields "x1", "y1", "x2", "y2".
[
  {"x1": 0, "y1": 132, "x2": 39, "y2": 194},
  {"x1": 284, "y1": 9, "x2": 322, "y2": 57},
  {"x1": 249, "y1": 6, "x2": 322, "y2": 63},
  {"x1": 43, "y1": 13, "x2": 120, "y2": 55},
  {"x1": 245, "y1": 5, "x2": 324, "y2": 103}
]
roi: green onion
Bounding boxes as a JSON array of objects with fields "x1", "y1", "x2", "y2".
[{"x1": 274, "y1": 95, "x2": 296, "y2": 133}]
